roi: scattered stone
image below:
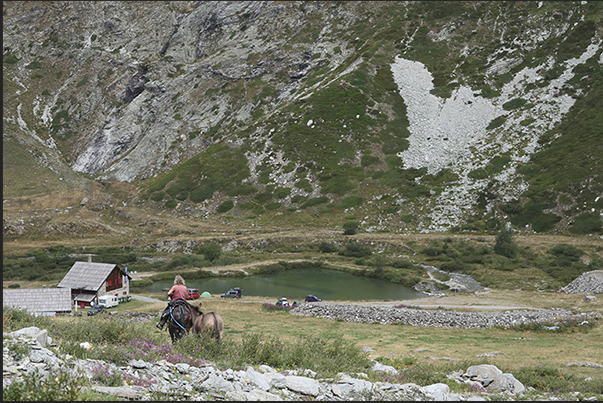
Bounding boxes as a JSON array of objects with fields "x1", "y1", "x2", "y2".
[
  {"x1": 477, "y1": 351, "x2": 501, "y2": 358},
  {"x1": 566, "y1": 361, "x2": 603, "y2": 368}
]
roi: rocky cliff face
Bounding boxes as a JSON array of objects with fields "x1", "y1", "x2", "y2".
[{"x1": 3, "y1": 1, "x2": 603, "y2": 234}]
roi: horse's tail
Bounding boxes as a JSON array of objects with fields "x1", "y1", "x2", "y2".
[{"x1": 212, "y1": 312, "x2": 220, "y2": 340}]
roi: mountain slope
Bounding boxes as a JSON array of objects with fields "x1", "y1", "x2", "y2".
[{"x1": 3, "y1": 1, "x2": 602, "y2": 235}]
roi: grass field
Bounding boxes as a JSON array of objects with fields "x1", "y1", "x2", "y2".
[{"x1": 95, "y1": 287, "x2": 603, "y2": 385}]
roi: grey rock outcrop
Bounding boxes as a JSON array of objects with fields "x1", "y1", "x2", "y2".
[{"x1": 460, "y1": 364, "x2": 525, "y2": 394}]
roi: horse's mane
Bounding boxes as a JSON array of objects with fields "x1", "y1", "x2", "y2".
[{"x1": 190, "y1": 303, "x2": 203, "y2": 314}]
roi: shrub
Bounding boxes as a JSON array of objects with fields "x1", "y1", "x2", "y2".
[
  {"x1": 502, "y1": 97, "x2": 527, "y2": 110},
  {"x1": 150, "y1": 191, "x2": 165, "y2": 201},
  {"x1": 203, "y1": 243, "x2": 222, "y2": 262},
  {"x1": 343, "y1": 220, "x2": 359, "y2": 235},
  {"x1": 570, "y1": 212, "x2": 602, "y2": 234},
  {"x1": 340, "y1": 242, "x2": 372, "y2": 258},
  {"x1": 4, "y1": 53, "x2": 19, "y2": 64},
  {"x1": 25, "y1": 61, "x2": 42, "y2": 69},
  {"x1": 339, "y1": 195, "x2": 364, "y2": 209},
  {"x1": 548, "y1": 244, "x2": 583, "y2": 260},
  {"x1": 486, "y1": 115, "x2": 506, "y2": 130},
  {"x1": 273, "y1": 187, "x2": 291, "y2": 199},
  {"x1": 300, "y1": 196, "x2": 329, "y2": 209},
  {"x1": 318, "y1": 241, "x2": 339, "y2": 253},
  {"x1": 494, "y1": 227, "x2": 518, "y2": 258},
  {"x1": 164, "y1": 200, "x2": 178, "y2": 209},
  {"x1": 217, "y1": 200, "x2": 234, "y2": 213},
  {"x1": 2, "y1": 369, "x2": 90, "y2": 401}
]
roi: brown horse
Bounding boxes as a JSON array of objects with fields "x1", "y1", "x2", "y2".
[{"x1": 190, "y1": 304, "x2": 224, "y2": 341}]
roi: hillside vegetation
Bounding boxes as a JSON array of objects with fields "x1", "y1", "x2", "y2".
[{"x1": 3, "y1": 1, "x2": 602, "y2": 236}]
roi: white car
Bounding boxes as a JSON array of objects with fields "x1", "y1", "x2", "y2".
[{"x1": 275, "y1": 297, "x2": 290, "y2": 307}]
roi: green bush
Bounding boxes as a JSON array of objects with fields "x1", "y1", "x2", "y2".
[
  {"x1": 150, "y1": 191, "x2": 166, "y2": 201},
  {"x1": 217, "y1": 200, "x2": 234, "y2": 213},
  {"x1": 4, "y1": 53, "x2": 19, "y2": 64},
  {"x1": 493, "y1": 227, "x2": 518, "y2": 258},
  {"x1": 511, "y1": 364, "x2": 603, "y2": 395},
  {"x1": 318, "y1": 241, "x2": 339, "y2": 253},
  {"x1": 548, "y1": 244, "x2": 583, "y2": 260},
  {"x1": 300, "y1": 196, "x2": 329, "y2": 209},
  {"x1": 570, "y1": 212, "x2": 602, "y2": 234},
  {"x1": 339, "y1": 195, "x2": 364, "y2": 209},
  {"x1": 203, "y1": 243, "x2": 222, "y2": 262},
  {"x1": 3, "y1": 369, "x2": 90, "y2": 401},
  {"x1": 502, "y1": 98, "x2": 527, "y2": 110},
  {"x1": 486, "y1": 115, "x2": 506, "y2": 130},
  {"x1": 164, "y1": 199, "x2": 178, "y2": 209},
  {"x1": 340, "y1": 242, "x2": 372, "y2": 258},
  {"x1": 25, "y1": 61, "x2": 42, "y2": 69},
  {"x1": 273, "y1": 187, "x2": 291, "y2": 199},
  {"x1": 343, "y1": 220, "x2": 359, "y2": 235}
]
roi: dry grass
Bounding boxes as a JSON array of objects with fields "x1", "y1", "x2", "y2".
[{"x1": 121, "y1": 291, "x2": 603, "y2": 381}]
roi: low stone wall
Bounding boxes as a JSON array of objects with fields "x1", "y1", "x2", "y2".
[{"x1": 290, "y1": 302, "x2": 602, "y2": 329}]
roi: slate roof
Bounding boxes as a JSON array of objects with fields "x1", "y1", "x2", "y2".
[
  {"x1": 57, "y1": 261, "x2": 128, "y2": 291},
  {"x1": 3, "y1": 288, "x2": 72, "y2": 314},
  {"x1": 74, "y1": 293, "x2": 96, "y2": 302}
]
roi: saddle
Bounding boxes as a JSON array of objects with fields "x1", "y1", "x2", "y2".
[{"x1": 169, "y1": 300, "x2": 191, "y2": 330}]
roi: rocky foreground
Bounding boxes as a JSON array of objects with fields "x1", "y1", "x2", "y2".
[{"x1": 3, "y1": 325, "x2": 603, "y2": 402}]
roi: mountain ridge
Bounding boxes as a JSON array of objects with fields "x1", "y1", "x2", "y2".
[{"x1": 3, "y1": 1, "x2": 602, "y2": 236}]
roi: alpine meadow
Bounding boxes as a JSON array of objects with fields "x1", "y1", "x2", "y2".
[{"x1": 3, "y1": 1, "x2": 603, "y2": 401}]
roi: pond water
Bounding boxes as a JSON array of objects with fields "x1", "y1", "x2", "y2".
[{"x1": 146, "y1": 268, "x2": 427, "y2": 302}]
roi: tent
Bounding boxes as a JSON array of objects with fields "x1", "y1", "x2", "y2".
[{"x1": 201, "y1": 291, "x2": 211, "y2": 298}]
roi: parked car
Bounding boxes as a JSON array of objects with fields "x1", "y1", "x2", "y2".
[
  {"x1": 221, "y1": 287, "x2": 242, "y2": 298},
  {"x1": 275, "y1": 297, "x2": 290, "y2": 307},
  {"x1": 187, "y1": 288, "x2": 200, "y2": 300},
  {"x1": 292, "y1": 301, "x2": 303, "y2": 307},
  {"x1": 88, "y1": 304, "x2": 106, "y2": 316},
  {"x1": 305, "y1": 294, "x2": 322, "y2": 303}
]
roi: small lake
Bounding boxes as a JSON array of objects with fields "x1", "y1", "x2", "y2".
[{"x1": 146, "y1": 268, "x2": 427, "y2": 302}]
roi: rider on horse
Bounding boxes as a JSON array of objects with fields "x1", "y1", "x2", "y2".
[{"x1": 156, "y1": 274, "x2": 188, "y2": 330}]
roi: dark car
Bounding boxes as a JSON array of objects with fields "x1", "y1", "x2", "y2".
[
  {"x1": 304, "y1": 294, "x2": 322, "y2": 303},
  {"x1": 221, "y1": 287, "x2": 242, "y2": 298},
  {"x1": 87, "y1": 304, "x2": 106, "y2": 316}
]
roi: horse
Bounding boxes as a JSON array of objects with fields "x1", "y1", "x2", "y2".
[
  {"x1": 165, "y1": 301, "x2": 224, "y2": 343},
  {"x1": 165, "y1": 300, "x2": 194, "y2": 344},
  {"x1": 190, "y1": 304, "x2": 224, "y2": 341}
]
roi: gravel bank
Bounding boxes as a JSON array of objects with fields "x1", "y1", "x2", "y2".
[{"x1": 560, "y1": 270, "x2": 603, "y2": 294}]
